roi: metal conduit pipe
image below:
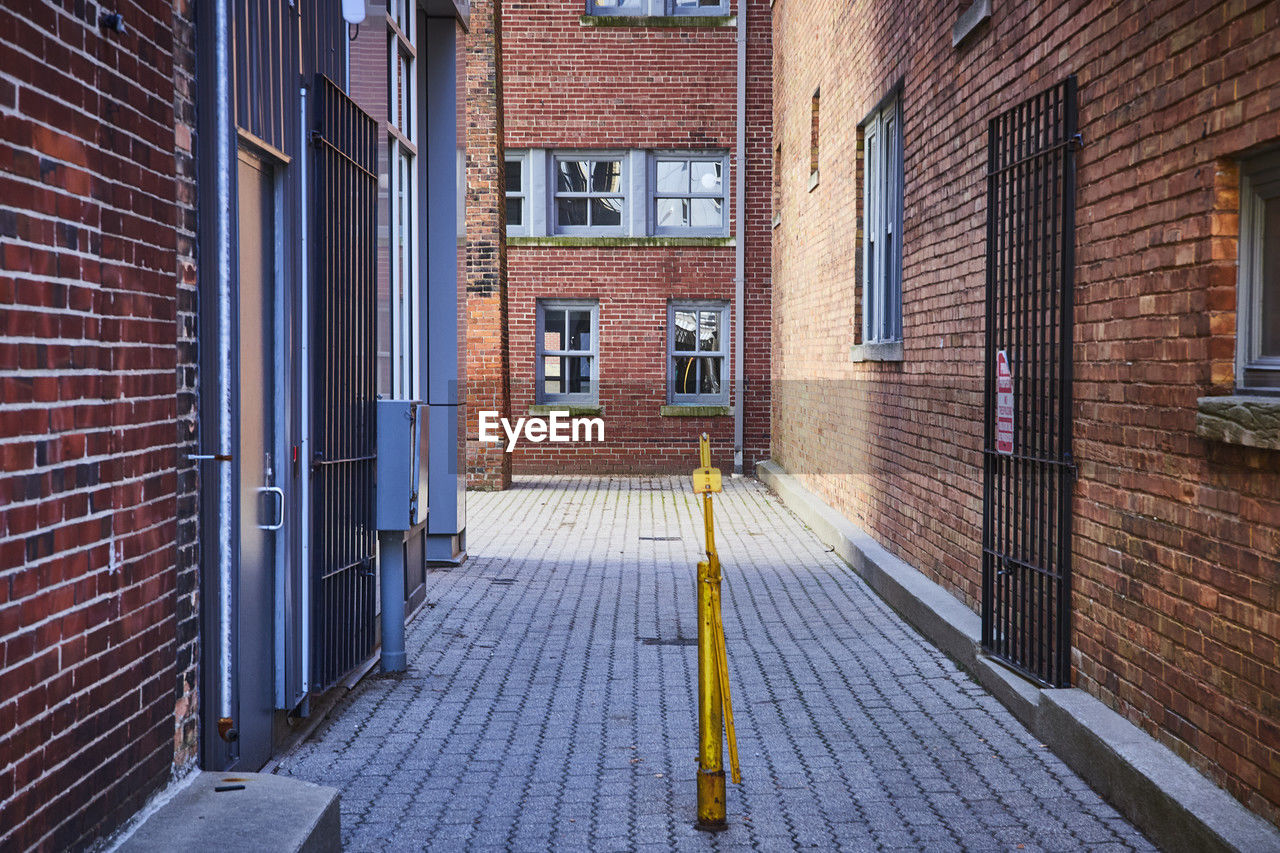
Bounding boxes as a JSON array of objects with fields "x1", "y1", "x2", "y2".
[
  {"x1": 733, "y1": 0, "x2": 747, "y2": 475},
  {"x1": 213, "y1": 0, "x2": 235, "y2": 730}
]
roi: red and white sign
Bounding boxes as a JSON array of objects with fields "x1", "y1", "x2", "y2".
[{"x1": 996, "y1": 350, "x2": 1014, "y2": 455}]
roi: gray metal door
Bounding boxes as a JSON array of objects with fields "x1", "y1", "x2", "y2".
[{"x1": 236, "y1": 150, "x2": 280, "y2": 769}]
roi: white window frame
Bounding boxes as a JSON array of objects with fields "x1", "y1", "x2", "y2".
[
  {"x1": 388, "y1": 0, "x2": 419, "y2": 398},
  {"x1": 552, "y1": 153, "x2": 628, "y2": 236},
  {"x1": 861, "y1": 95, "x2": 903, "y2": 345},
  {"x1": 1238, "y1": 154, "x2": 1280, "y2": 392},
  {"x1": 668, "y1": 301, "x2": 730, "y2": 405},
  {"x1": 586, "y1": 0, "x2": 729, "y2": 15},
  {"x1": 537, "y1": 300, "x2": 600, "y2": 404},
  {"x1": 650, "y1": 152, "x2": 729, "y2": 237},
  {"x1": 505, "y1": 150, "x2": 530, "y2": 237}
]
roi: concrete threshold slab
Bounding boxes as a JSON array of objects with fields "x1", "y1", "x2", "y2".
[
  {"x1": 112, "y1": 771, "x2": 340, "y2": 853},
  {"x1": 757, "y1": 459, "x2": 1280, "y2": 853}
]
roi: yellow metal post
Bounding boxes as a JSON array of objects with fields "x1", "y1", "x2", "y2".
[
  {"x1": 693, "y1": 433, "x2": 739, "y2": 831},
  {"x1": 696, "y1": 554, "x2": 726, "y2": 831}
]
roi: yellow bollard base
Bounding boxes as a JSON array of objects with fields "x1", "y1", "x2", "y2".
[{"x1": 695, "y1": 767, "x2": 728, "y2": 832}]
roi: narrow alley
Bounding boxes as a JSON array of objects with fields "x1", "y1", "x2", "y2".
[{"x1": 274, "y1": 477, "x2": 1154, "y2": 851}]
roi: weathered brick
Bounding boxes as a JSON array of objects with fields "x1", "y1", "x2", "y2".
[{"x1": 772, "y1": 0, "x2": 1280, "y2": 827}]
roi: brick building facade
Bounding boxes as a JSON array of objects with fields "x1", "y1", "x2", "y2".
[
  {"x1": 470, "y1": 0, "x2": 773, "y2": 477},
  {"x1": 465, "y1": 0, "x2": 512, "y2": 490},
  {"x1": 2, "y1": 0, "x2": 474, "y2": 846},
  {"x1": 771, "y1": 0, "x2": 1280, "y2": 825},
  {"x1": 0, "y1": 1, "x2": 199, "y2": 847}
]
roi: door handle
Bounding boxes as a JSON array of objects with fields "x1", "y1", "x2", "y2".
[{"x1": 258, "y1": 486, "x2": 285, "y2": 531}]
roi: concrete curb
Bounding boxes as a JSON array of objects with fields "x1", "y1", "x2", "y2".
[
  {"x1": 757, "y1": 459, "x2": 1280, "y2": 853},
  {"x1": 113, "y1": 772, "x2": 340, "y2": 853}
]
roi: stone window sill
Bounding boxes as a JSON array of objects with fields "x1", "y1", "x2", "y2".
[
  {"x1": 850, "y1": 341, "x2": 904, "y2": 363},
  {"x1": 508, "y1": 236, "x2": 734, "y2": 249},
  {"x1": 1195, "y1": 396, "x2": 1280, "y2": 450},
  {"x1": 660, "y1": 404, "x2": 733, "y2": 417},
  {"x1": 808, "y1": 170, "x2": 820, "y2": 192},
  {"x1": 580, "y1": 14, "x2": 736, "y2": 27},
  {"x1": 528, "y1": 404, "x2": 603, "y2": 417}
]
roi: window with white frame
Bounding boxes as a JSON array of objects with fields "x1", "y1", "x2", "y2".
[
  {"x1": 669, "y1": 302, "x2": 729, "y2": 404},
  {"x1": 1238, "y1": 153, "x2": 1280, "y2": 392},
  {"x1": 554, "y1": 155, "x2": 626, "y2": 234},
  {"x1": 388, "y1": 0, "x2": 418, "y2": 397},
  {"x1": 506, "y1": 151, "x2": 528, "y2": 236},
  {"x1": 587, "y1": 0, "x2": 729, "y2": 15},
  {"x1": 653, "y1": 154, "x2": 728, "y2": 235},
  {"x1": 862, "y1": 96, "x2": 903, "y2": 345},
  {"x1": 538, "y1": 301, "x2": 599, "y2": 403}
]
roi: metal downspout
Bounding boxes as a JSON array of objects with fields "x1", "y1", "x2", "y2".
[
  {"x1": 733, "y1": 0, "x2": 747, "y2": 474},
  {"x1": 213, "y1": 0, "x2": 235, "y2": 726}
]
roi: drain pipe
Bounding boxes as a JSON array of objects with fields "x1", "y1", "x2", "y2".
[
  {"x1": 733, "y1": 0, "x2": 747, "y2": 475},
  {"x1": 212, "y1": 0, "x2": 235, "y2": 736}
]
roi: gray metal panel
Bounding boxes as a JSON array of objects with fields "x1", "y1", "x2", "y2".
[
  {"x1": 423, "y1": 16, "x2": 460, "y2": 407},
  {"x1": 528, "y1": 150, "x2": 548, "y2": 237},
  {"x1": 425, "y1": 403, "x2": 464, "y2": 535},
  {"x1": 375, "y1": 400, "x2": 427, "y2": 530}
]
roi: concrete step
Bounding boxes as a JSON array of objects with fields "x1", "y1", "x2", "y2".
[{"x1": 116, "y1": 772, "x2": 340, "y2": 853}]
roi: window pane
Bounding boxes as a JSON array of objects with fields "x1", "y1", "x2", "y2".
[
  {"x1": 505, "y1": 159, "x2": 522, "y2": 190},
  {"x1": 674, "y1": 356, "x2": 696, "y2": 394},
  {"x1": 566, "y1": 356, "x2": 592, "y2": 395},
  {"x1": 674, "y1": 310, "x2": 697, "y2": 351},
  {"x1": 557, "y1": 160, "x2": 589, "y2": 193},
  {"x1": 558, "y1": 198, "x2": 588, "y2": 226},
  {"x1": 691, "y1": 161, "x2": 722, "y2": 193},
  {"x1": 656, "y1": 160, "x2": 689, "y2": 194},
  {"x1": 544, "y1": 309, "x2": 565, "y2": 351},
  {"x1": 506, "y1": 197, "x2": 524, "y2": 227},
  {"x1": 591, "y1": 160, "x2": 622, "y2": 193},
  {"x1": 543, "y1": 356, "x2": 563, "y2": 396},
  {"x1": 656, "y1": 198, "x2": 687, "y2": 228},
  {"x1": 699, "y1": 310, "x2": 720, "y2": 352},
  {"x1": 568, "y1": 310, "x2": 592, "y2": 351},
  {"x1": 689, "y1": 198, "x2": 722, "y2": 229},
  {"x1": 700, "y1": 357, "x2": 722, "y2": 395},
  {"x1": 674, "y1": 0, "x2": 723, "y2": 6},
  {"x1": 592, "y1": 197, "x2": 623, "y2": 227},
  {"x1": 1263, "y1": 195, "x2": 1280, "y2": 357}
]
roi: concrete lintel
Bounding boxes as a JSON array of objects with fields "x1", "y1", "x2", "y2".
[{"x1": 755, "y1": 458, "x2": 1280, "y2": 853}]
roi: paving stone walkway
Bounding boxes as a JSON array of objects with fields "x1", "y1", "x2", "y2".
[{"x1": 275, "y1": 476, "x2": 1154, "y2": 852}]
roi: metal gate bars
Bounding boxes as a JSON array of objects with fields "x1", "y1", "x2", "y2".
[
  {"x1": 310, "y1": 76, "x2": 379, "y2": 690},
  {"x1": 982, "y1": 77, "x2": 1078, "y2": 688}
]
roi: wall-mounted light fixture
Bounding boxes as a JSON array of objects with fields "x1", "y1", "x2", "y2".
[
  {"x1": 343, "y1": 0, "x2": 365, "y2": 40},
  {"x1": 342, "y1": 0, "x2": 365, "y2": 24}
]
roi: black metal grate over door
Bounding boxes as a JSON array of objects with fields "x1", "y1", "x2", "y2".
[
  {"x1": 311, "y1": 76, "x2": 379, "y2": 689},
  {"x1": 982, "y1": 78, "x2": 1078, "y2": 688}
]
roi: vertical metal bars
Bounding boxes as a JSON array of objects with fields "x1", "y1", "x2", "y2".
[
  {"x1": 310, "y1": 76, "x2": 380, "y2": 690},
  {"x1": 982, "y1": 78, "x2": 1077, "y2": 688}
]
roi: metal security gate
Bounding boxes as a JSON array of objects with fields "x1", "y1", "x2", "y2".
[
  {"x1": 981, "y1": 78, "x2": 1078, "y2": 688},
  {"x1": 310, "y1": 76, "x2": 379, "y2": 689}
]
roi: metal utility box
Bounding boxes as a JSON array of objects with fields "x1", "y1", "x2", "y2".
[{"x1": 376, "y1": 400, "x2": 429, "y2": 530}]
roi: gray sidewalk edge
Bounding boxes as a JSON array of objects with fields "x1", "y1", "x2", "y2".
[{"x1": 756, "y1": 459, "x2": 1280, "y2": 853}]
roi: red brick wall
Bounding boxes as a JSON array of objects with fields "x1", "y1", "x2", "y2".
[
  {"x1": 465, "y1": 0, "x2": 512, "y2": 490},
  {"x1": 771, "y1": 0, "x2": 1280, "y2": 823},
  {"x1": 499, "y1": 0, "x2": 772, "y2": 474},
  {"x1": 0, "y1": 0, "x2": 192, "y2": 847},
  {"x1": 171, "y1": 0, "x2": 201, "y2": 775}
]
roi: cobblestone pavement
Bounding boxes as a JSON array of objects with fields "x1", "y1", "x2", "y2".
[{"x1": 276, "y1": 476, "x2": 1154, "y2": 852}]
